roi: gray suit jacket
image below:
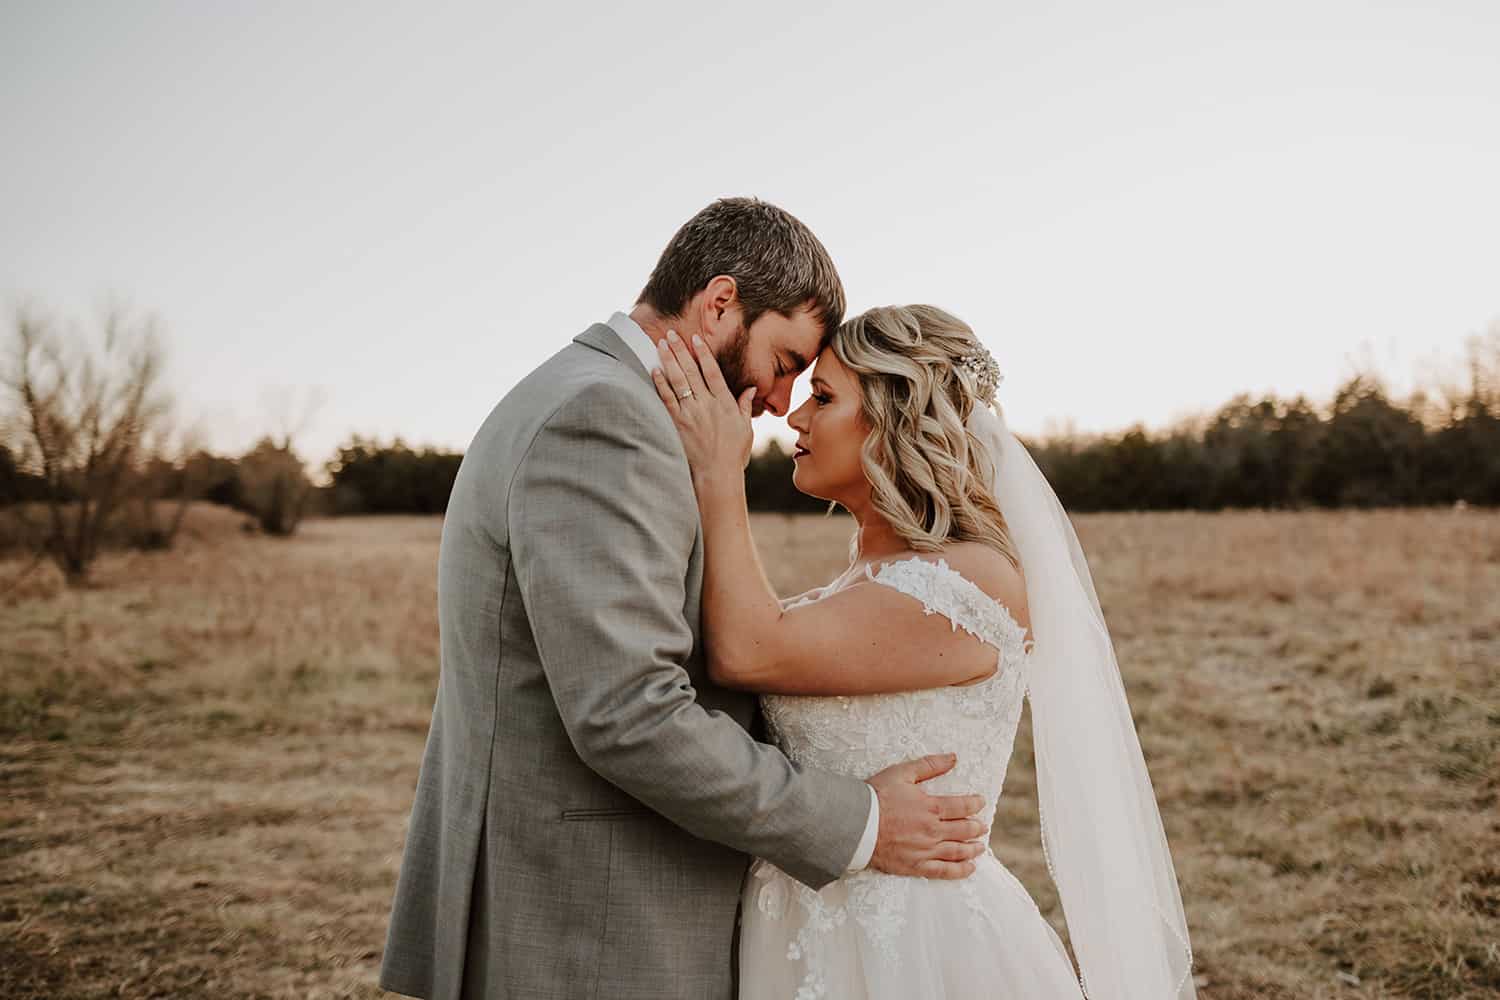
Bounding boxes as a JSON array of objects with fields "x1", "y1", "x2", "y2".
[{"x1": 378, "y1": 323, "x2": 872, "y2": 1000}]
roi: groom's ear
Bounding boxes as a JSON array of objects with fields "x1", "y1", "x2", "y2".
[{"x1": 698, "y1": 275, "x2": 743, "y2": 343}]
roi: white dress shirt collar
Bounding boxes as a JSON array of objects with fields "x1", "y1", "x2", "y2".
[{"x1": 606, "y1": 311, "x2": 662, "y2": 375}]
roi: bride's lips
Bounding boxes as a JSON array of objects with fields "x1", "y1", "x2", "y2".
[{"x1": 793, "y1": 444, "x2": 811, "y2": 460}]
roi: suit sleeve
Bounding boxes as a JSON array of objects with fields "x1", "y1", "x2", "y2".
[{"x1": 509, "y1": 379, "x2": 871, "y2": 889}]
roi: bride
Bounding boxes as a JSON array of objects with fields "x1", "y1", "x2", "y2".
[{"x1": 650, "y1": 303, "x2": 1195, "y2": 1000}]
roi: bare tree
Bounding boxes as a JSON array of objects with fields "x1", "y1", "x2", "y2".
[
  {"x1": 258, "y1": 383, "x2": 326, "y2": 452},
  {"x1": 1463, "y1": 318, "x2": 1500, "y2": 411},
  {"x1": 1410, "y1": 317, "x2": 1500, "y2": 427},
  {"x1": 0, "y1": 299, "x2": 171, "y2": 585}
]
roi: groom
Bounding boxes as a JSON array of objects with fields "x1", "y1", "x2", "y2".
[{"x1": 378, "y1": 197, "x2": 989, "y2": 999}]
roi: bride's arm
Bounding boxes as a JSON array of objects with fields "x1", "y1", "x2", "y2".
[
  {"x1": 690, "y1": 452, "x2": 1011, "y2": 695},
  {"x1": 651, "y1": 331, "x2": 1012, "y2": 696}
]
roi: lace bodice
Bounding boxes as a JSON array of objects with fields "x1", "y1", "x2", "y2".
[
  {"x1": 746, "y1": 556, "x2": 1048, "y2": 999},
  {"x1": 762, "y1": 555, "x2": 1035, "y2": 824}
]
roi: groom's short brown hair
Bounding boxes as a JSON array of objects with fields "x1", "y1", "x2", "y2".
[{"x1": 638, "y1": 197, "x2": 846, "y2": 341}]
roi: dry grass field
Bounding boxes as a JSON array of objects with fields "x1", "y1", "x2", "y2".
[{"x1": 1, "y1": 504, "x2": 1497, "y2": 999}]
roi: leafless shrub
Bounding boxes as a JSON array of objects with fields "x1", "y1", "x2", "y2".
[
  {"x1": 237, "y1": 437, "x2": 314, "y2": 536},
  {"x1": 233, "y1": 385, "x2": 324, "y2": 537}
]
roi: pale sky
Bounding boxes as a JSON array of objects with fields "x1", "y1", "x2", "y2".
[{"x1": 3, "y1": 1, "x2": 1497, "y2": 475}]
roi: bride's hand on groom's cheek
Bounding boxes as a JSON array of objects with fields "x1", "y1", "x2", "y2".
[{"x1": 651, "y1": 329, "x2": 758, "y2": 482}]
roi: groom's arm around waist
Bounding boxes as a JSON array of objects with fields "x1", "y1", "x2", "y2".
[{"x1": 508, "y1": 377, "x2": 869, "y2": 889}]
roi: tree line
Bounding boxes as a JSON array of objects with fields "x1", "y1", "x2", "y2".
[
  {"x1": 4, "y1": 299, "x2": 1496, "y2": 588},
  {"x1": 749, "y1": 334, "x2": 1500, "y2": 512},
  {"x1": 302, "y1": 360, "x2": 1500, "y2": 517},
  {"x1": 1008, "y1": 370, "x2": 1498, "y2": 511}
]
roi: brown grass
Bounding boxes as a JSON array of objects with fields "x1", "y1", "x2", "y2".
[{"x1": 1, "y1": 505, "x2": 1496, "y2": 998}]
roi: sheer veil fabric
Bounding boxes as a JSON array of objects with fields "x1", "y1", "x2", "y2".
[{"x1": 967, "y1": 402, "x2": 1196, "y2": 1000}]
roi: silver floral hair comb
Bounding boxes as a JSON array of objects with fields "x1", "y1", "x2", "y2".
[{"x1": 956, "y1": 342, "x2": 1003, "y2": 406}]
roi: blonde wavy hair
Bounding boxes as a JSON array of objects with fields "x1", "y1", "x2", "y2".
[{"x1": 831, "y1": 304, "x2": 1020, "y2": 570}]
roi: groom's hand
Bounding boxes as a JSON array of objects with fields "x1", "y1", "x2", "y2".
[{"x1": 867, "y1": 753, "x2": 988, "y2": 880}]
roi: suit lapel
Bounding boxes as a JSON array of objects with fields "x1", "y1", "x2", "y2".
[{"x1": 574, "y1": 323, "x2": 654, "y2": 389}]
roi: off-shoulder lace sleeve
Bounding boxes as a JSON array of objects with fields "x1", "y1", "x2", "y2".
[{"x1": 863, "y1": 556, "x2": 1033, "y2": 656}]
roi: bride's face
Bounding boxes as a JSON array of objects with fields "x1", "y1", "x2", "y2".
[{"x1": 786, "y1": 346, "x2": 870, "y2": 504}]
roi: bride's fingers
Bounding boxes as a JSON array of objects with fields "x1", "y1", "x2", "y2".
[
  {"x1": 655, "y1": 338, "x2": 694, "y2": 403},
  {"x1": 649, "y1": 367, "x2": 683, "y2": 419},
  {"x1": 664, "y1": 330, "x2": 709, "y2": 398},
  {"x1": 689, "y1": 333, "x2": 732, "y2": 400}
]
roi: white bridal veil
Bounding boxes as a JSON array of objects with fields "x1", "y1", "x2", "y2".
[{"x1": 966, "y1": 401, "x2": 1196, "y2": 1000}]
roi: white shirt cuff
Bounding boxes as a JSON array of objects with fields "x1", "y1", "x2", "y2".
[{"x1": 845, "y1": 784, "x2": 880, "y2": 873}]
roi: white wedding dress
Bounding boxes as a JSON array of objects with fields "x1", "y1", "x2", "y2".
[{"x1": 739, "y1": 554, "x2": 1087, "y2": 1000}]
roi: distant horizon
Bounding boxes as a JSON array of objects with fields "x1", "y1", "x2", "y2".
[
  {"x1": 308, "y1": 323, "x2": 1494, "y2": 485},
  {"x1": 2, "y1": 293, "x2": 1492, "y2": 488}
]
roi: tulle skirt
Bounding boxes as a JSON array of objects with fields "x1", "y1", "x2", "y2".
[{"x1": 739, "y1": 851, "x2": 1086, "y2": 1000}]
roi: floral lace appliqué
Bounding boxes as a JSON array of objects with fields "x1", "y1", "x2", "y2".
[{"x1": 864, "y1": 555, "x2": 1034, "y2": 657}]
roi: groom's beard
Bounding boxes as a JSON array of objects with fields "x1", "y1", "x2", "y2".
[{"x1": 714, "y1": 322, "x2": 753, "y2": 399}]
